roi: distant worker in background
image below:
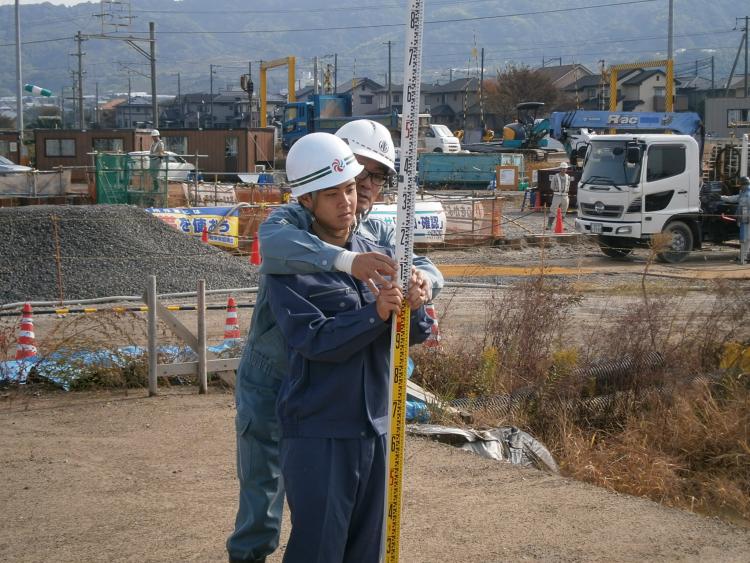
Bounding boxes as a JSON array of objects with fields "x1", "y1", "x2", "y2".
[
  {"x1": 547, "y1": 162, "x2": 571, "y2": 230},
  {"x1": 149, "y1": 129, "x2": 165, "y2": 191},
  {"x1": 733, "y1": 176, "x2": 750, "y2": 264}
]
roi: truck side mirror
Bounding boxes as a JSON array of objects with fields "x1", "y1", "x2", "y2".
[
  {"x1": 576, "y1": 145, "x2": 588, "y2": 160},
  {"x1": 626, "y1": 145, "x2": 641, "y2": 164}
]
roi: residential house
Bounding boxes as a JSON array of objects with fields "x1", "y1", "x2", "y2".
[
  {"x1": 114, "y1": 96, "x2": 169, "y2": 129},
  {"x1": 722, "y1": 76, "x2": 750, "y2": 97},
  {"x1": 338, "y1": 77, "x2": 383, "y2": 115},
  {"x1": 564, "y1": 68, "x2": 686, "y2": 112},
  {"x1": 563, "y1": 74, "x2": 610, "y2": 110},
  {"x1": 536, "y1": 63, "x2": 593, "y2": 90},
  {"x1": 423, "y1": 78, "x2": 484, "y2": 129},
  {"x1": 373, "y1": 82, "x2": 433, "y2": 114},
  {"x1": 98, "y1": 98, "x2": 126, "y2": 129}
]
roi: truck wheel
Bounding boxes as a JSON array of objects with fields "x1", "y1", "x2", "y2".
[
  {"x1": 433, "y1": 148, "x2": 443, "y2": 153},
  {"x1": 597, "y1": 236, "x2": 633, "y2": 259},
  {"x1": 656, "y1": 221, "x2": 693, "y2": 263}
]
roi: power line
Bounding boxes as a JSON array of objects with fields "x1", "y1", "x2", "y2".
[{"x1": 120, "y1": 0, "x2": 659, "y2": 35}]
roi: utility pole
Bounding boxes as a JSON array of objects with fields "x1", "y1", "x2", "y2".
[
  {"x1": 15, "y1": 0, "x2": 24, "y2": 162},
  {"x1": 209, "y1": 63, "x2": 216, "y2": 128},
  {"x1": 744, "y1": 15, "x2": 749, "y2": 97},
  {"x1": 313, "y1": 56, "x2": 319, "y2": 94},
  {"x1": 711, "y1": 56, "x2": 715, "y2": 92},
  {"x1": 75, "y1": 31, "x2": 85, "y2": 129},
  {"x1": 667, "y1": 0, "x2": 674, "y2": 62},
  {"x1": 127, "y1": 75, "x2": 132, "y2": 128},
  {"x1": 334, "y1": 53, "x2": 338, "y2": 93},
  {"x1": 95, "y1": 82, "x2": 99, "y2": 127},
  {"x1": 387, "y1": 40, "x2": 392, "y2": 111},
  {"x1": 480, "y1": 47, "x2": 485, "y2": 130},
  {"x1": 150, "y1": 21, "x2": 157, "y2": 127},
  {"x1": 177, "y1": 72, "x2": 181, "y2": 126}
]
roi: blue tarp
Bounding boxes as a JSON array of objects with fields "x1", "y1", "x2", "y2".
[{"x1": 0, "y1": 343, "x2": 241, "y2": 390}]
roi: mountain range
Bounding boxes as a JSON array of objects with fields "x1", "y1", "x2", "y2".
[{"x1": 0, "y1": 0, "x2": 745, "y2": 99}]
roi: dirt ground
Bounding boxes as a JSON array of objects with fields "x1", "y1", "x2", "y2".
[
  {"x1": 2, "y1": 388, "x2": 750, "y2": 563},
  {"x1": 2, "y1": 237, "x2": 750, "y2": 562}
]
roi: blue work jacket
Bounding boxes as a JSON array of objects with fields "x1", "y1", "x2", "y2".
[
  {"x1": 235, "y1": 203, "x2": 443, "y2": 427},
  {"x1": 265, "y1": 235, "x2": 433, "y2": 439}
]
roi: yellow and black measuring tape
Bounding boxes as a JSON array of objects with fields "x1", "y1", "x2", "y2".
[{"x1": 383, "y1": 1, "x2": 425, "y2": 561}]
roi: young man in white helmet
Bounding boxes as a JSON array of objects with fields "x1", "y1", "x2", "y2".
[
  {"x1": 227, "y1": 120, "x2": 442, "y2": 563},
  {"x1": 547, "y1": 161, "x2": 571, "y2": 230},
  {"x1": 264, "y1": 132, "x2": 432, "y2": 562}
]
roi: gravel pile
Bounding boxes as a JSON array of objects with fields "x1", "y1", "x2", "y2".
[{"x1": 0, "y1": 205, "x2": 260, "y2": 304}]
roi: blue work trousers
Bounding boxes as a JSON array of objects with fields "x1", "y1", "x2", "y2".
[
  {"x1": 281, "y1": 435, "x2": 386, "y2": 563},
  {"x1": 226, "y1": 354, "x2": 285, "y2": 562}
]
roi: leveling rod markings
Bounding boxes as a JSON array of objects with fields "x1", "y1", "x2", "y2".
[{"x1": 383, "y1": 1, "x2": 425, "y2": 561}]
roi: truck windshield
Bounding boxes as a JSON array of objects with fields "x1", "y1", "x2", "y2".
[
  {"x1": 432, "y1": 124, "x2": 453, "y2": 137},
  {"x1": 581, "y1": 141, "x2": 641, "y2": 186}
]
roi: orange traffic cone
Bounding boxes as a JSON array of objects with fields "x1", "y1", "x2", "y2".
[
  {"x1": 201, "y1": 225, "x2": 209, "y2": 243},
  {"x1": 553, "y1": 207, "x2": 565, "y2": 234},
  {"x1": 250, "y1": 236, "x2": 262, "y2": 265},
  {"x1": 15, "y1": 303, "x2": 38, "y2": 361},
  {"x1": 533, "y1": 189, "x2": 542, "y2": 212},
  {"x1": 423, "y1": 303, "x2": 441, "y2": 348},
  {"x1": 223, "y1": 297, "x2": 241, "y2": 342}
]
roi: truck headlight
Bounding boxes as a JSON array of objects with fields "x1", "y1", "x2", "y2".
[{"x1": 616, "y1": 226, "x2": 632, "y2": 234}]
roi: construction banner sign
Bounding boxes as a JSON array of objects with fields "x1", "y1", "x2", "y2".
[{"x1": 146, "y1": 207, "x2": 239, "y2": 248}]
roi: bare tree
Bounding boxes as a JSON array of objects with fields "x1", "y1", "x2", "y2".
[{"x1": 485, "y1": 64, "x2": 575, "y2": 125}]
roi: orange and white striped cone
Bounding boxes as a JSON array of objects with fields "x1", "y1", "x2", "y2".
[
  {"x1": 223, "y1": 297, "x2": 241, "y2": 343},
  {"x1": 423, "y1": 303, "x2": 441, "y2": 349},
  {"x1": 15, "y1": 303, "x2": 38, "y2": 361}
]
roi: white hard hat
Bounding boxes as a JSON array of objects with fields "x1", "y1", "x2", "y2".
[
  {"x1": 286, "y1": 132, "x2": 364, "y2": 197},
  {"x1": 151, "y1": 129, "x2": 160, "y2": 137},
  {"x1": 559, "y1": 162, "x2": 569, "y2": 169},
  {"x1": 335, "y1": 119, "x2": 396, "y2": 174}
]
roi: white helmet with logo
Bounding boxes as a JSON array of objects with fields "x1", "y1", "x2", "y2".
[
  {"x1": 151, "y1": 129, "x2": 160, "y2": 137},
  {"x1": 335, "y1": 119, "x2": 396, "y2": 174},
  {"x1": 286, "y1": 132, "x2": 364, "y2": 197}
]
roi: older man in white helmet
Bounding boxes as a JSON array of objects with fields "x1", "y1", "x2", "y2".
[
  {"x1": 148, "y1": 129, "x2": 165, "y2": 191},
  {"x1": 226, "y1": 121, "x2": 442, "y2": 563},
  {"x1": 266, "y1": 132, "x2": 432, "y2": 562},
  {"x1": 547, "y1": 161, "x2": 572, "y2": 230}
]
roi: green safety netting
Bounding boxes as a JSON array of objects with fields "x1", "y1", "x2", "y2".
[{"x1": 94, "y1": 153, "x2": 167, "y2": 207}]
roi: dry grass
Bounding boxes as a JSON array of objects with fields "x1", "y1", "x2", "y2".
[{"x1": 412, "y1": 275, "x2": 750, "y2": 525}]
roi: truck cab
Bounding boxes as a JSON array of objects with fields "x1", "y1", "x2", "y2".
[
  {"x1": 282, "y1": 94, "x2": 352, "y2": 149},
  {"x1": 575, "y1": 134, "x2": 703, "y2": 262},
  {"x1": 421, "y1": 124, "x2": 461, "y2": 153}
]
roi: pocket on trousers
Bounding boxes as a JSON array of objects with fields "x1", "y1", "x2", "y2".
[{"x1": 237, "y1": 384, "x2": 281, "y2": 442}]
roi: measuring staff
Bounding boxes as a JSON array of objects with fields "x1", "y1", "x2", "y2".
[{"x1": 384, "y1": 1, "x2": 426, "y2": 561}]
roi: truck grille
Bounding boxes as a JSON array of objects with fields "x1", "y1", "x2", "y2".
[{"x1": 580, "y1": 203, "x2": 624, "y2": 218}]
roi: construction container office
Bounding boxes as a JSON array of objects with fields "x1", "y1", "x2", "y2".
[
  {"x1": 0, "y1": 131, "x2": 23, "y2": 164},
  {"x1": 35, "y1": 128, "x2": 276, "y2": 182}
]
